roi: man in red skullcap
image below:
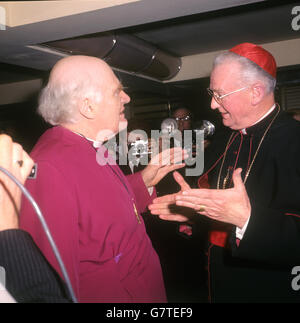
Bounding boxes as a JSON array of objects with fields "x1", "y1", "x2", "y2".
[{"x1": 150, "y1": 43, "x2": 300, "y2": 303}]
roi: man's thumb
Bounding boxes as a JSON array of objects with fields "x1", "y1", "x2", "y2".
[
  {"x1": 232, "y1": 168, "x2": 244, "y2": 189},
  {"x1": 173, "y1": 171, "x2": 191, "y2": 190}
]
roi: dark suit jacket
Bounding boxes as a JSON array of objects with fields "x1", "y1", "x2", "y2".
[{"x1": 0, "y1": 229, "x2": 71, "y2": 303}]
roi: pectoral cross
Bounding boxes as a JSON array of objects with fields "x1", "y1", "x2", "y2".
[{"x1": 133, "y1": 202, "x2": 141, "y2": 224}]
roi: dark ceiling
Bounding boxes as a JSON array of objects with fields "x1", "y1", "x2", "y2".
[
  {"x1": 1, "y1": 1, "x2": 300, "y2": 106},
  {"x1": 118, "y1": 1, "x2": 299, "y2": 57}
]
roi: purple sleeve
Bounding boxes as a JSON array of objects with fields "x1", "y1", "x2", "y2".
[
  {"x1": 126, "y1": 172, "x2": 156, "y2": 214},
  {"x1": 20, "y1": 161, "x2": 80, "y2": 298}
]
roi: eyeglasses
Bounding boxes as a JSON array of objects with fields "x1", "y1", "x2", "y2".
[
  {"x1": 207, "y1": 86, "x2": 249, "y2": 104},
  {"x1": 175, "y1": 116, "x2": 191, "y2": 122}
]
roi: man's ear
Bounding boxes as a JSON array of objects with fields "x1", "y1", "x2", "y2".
[
  {"x1": 79, "y1": 98, "x2": 96, "y2": 119},
  {"x1": 250, "y1": 82, "x2": 265, "y2": 106}
]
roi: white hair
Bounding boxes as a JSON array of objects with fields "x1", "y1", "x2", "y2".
[
  {"x1": 213, "y1": 51, "x2": 276, "y2": 95},
  {"x1": 38, "y1": 77, "x2": 102, "y2": 126}
]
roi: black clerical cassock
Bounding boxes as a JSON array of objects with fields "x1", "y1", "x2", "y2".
[{"x1": 199, "y1": 107, "x2": 300, "y2": 303}]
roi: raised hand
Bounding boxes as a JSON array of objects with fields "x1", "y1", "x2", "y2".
[
  {"x1": 148, "y1": 171, "x2": 193, "y2": 222},
  {"x1": 141, "y1": 147, "x2": 188, "y2": 188},
  {"x1": 174, "y1": 168, "x2": 251, "y2": 228}
]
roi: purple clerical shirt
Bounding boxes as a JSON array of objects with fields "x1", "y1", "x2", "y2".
[{"x1": 20, "y1": 126, "x2": 166, "y2": 303}]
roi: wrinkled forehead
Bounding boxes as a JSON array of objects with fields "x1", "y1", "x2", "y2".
[
  {"x1": 49, "y1": 56, "x2": 116, "y2": 87},
  {"x1": 210, "y1": 61, "x2": 243, "y2": 91},
  {"x1": 100, "y1": 67, "x2": 122, "y2": 91}
]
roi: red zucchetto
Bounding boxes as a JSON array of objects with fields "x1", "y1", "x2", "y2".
[{"x1": 229, "y1": 42, "x2": 277, "y2": 79}]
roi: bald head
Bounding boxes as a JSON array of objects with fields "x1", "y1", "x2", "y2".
[
  {"x1": 38, "y1": 56, "x2": 116, "y2": 126},
  {"x1": 38, "y1": 55, "x2": 130, "y2": 140},
  {"x1": 49, "y1": 56, "x2": 112, "y2": 89}
]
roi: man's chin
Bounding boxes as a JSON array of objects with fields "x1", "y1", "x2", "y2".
[
  {"x1": 222, "y1": 115, "x2": 234, "y2": 128},
  {"x1": 222, "y1": 119, "x2": 230, "y2": 127},
  {"x1": 223, "y1": 120, "x2": 240, "y2": 130}
]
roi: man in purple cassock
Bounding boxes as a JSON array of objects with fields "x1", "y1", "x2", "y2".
[{"x1": 20, "y1": 56, "x2": 185, "y2": 303}]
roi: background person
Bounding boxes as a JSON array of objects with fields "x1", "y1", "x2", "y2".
[{"x1": 172, "y1": 107, "x2": 193, "y2": 132}]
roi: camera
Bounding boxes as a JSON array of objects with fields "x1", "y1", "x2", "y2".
[
  {"x1": 127, "y1": 118, "x2": 215, "y2": 159},
  {"x1": 129, "y1": 139, "x2": 149, "y2": 157}
]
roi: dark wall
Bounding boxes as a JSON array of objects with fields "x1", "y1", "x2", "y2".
[{"x1": 0, "y1": 100, "x2": 49, "y2": 152}]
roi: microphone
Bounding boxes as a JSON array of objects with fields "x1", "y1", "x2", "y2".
[
  {"x1": 160, "y1": 118, "x2": 178, "y2": 135},
  {"x1": 193, "y1": 120, "x2": 215, "y2": 138},
  {"x1": 161, "y1": 117, "x2": 215, "y2": 138}
]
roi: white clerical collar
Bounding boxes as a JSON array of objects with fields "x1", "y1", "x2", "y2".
[
  {"x1": 241, "y1": 104, "x2": 276, "y2": 135},
  {"x1": 72, "y1": 131, "x2": 102, "y2": 148}
]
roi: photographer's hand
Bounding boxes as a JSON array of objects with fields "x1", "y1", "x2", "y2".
[{"x1": 0, "y1": 135, "x2": 34, "y2": 231}]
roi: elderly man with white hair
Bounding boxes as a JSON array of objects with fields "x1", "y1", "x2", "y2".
[
  {"x1": 150, "y1": 43, "x2": 300, "y2": 303},
  {"x1": 20, "y1": 56, "x2": 186, "y2": 303}
]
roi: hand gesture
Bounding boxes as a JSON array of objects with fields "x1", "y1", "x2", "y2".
[
  {"x1": 141, "y1": 147, "x2": 188, "y2": 188},
  {"x1": 174, "y1": 168, "x2": 251, "y2": 228},
  {"x1": 148, "y1": 170, "x2": 193, "y2": 222}
]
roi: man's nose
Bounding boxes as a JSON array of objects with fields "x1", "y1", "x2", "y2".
[
  {"x1": 210, "y1": 97, "x2": 220, "y2": 111},
  {"x1": 122, "y1": 91, "x2": 131, "y2": 104}
]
